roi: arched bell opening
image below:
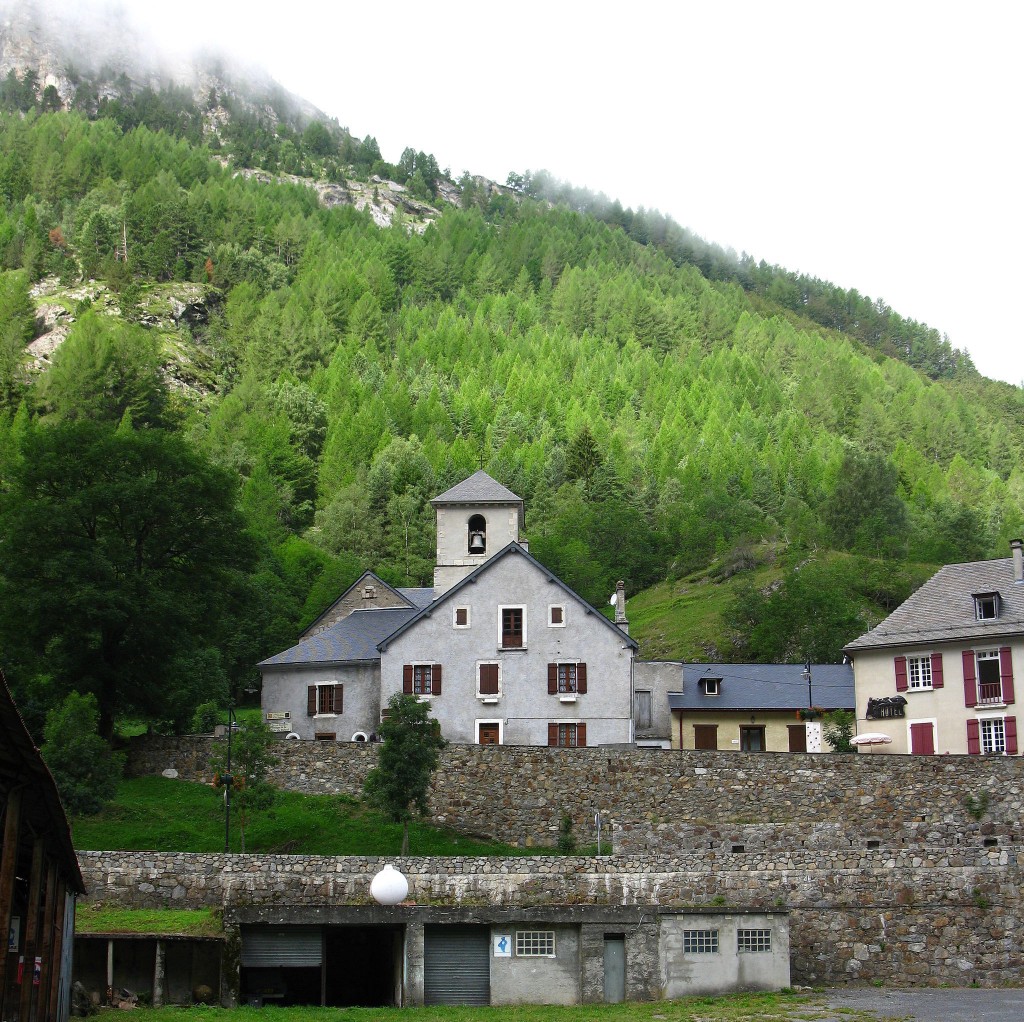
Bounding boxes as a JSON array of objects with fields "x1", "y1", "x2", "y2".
[{"x1": 468, "y1": 514, "x2": 487, "y2": 555}]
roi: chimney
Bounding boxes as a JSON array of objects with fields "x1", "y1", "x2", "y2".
[
  {"x1": 1012, "y1": 539, "x2": 1024, "y2": 584},
  {"x1": 614, "y1": 579, "x2": 629, "y2": 634}
]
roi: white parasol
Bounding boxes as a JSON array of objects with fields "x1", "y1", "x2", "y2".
[{"x1": 851, "y1": 732, "x2": 893, "y2": 753}]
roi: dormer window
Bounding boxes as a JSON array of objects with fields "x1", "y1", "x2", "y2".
[
  {"x1": 702, "y1": 678, "x2": 721, "y2": 696},
  {"x1": 974, "y1": 592, "x2": 1001, "y2": 620},
  {"x1": 468, "y1": 514, "x2": 487, "y2": 555}
]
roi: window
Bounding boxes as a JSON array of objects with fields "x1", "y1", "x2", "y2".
[
  {"x1": 740, "y1": 725, "x2": 765, "y2": 752},
  {"x1": 548, "y1": 722, "x2": 586, "y2": 747},
  {"x1": 980, "y1": 717, "x2": 1006, "y2": 754},
  {"x1": 468, "y1": 513, "x2": 487, "y2": 554},
  {"x1": 634, "y1": 690, "x2": 653, "y2": 729},
  {"x1": 549, "y1": 605, "x2": 565, "y2": 626},
  {"x1": 478, "y1": 662, "x2": 500, "y2": 696},
  {"x1": 682, "y1": 929, "x2": 718, "y2": 954},
  {"x1": 501, "y1": 606, "x2": 525, "y2": 648},
  {"x1": 907, "y1": 655, "x2": 932, "y2": 690},
  {"x1": 977, "y1": 650, "x2": 1002, "y2": 703},
  {"x1": 403, "y1": 663, "x2": 442, "y2": 696},
  {"x1": 737, "y1": 929, "x2": 772, "y2": 953},
  {"x1": 974, "y1": 592, "x2": 1000, "y2": 620},
  {"x1": 478, "y1": 721, "x2": 501, "y2": 745},
  {"x1": 454, "y1": 606, "x2": 470, "y2": 628},
  {"x1": 547, "y1": 662, "x2": 587, "y2": 695},
  {"x1": 362, "y1": 585, "x2": 375, "y2": 599},
  {"x1": 307, "y1": 684, "x2": 343, "y2": 716},
  {"x1": 702, "y1": 678, "x2": 721, "y2": 696},
  {"x1": 516, "y1": 931, "x2": 555, "y2": 957},
  {"x1": 314, "y1": 732, "x2": 336, "y2": 742}
]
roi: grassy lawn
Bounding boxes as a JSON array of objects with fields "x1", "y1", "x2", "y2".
[
  {"x1": 71, "y1": 775, "x2": 547, "y2": 857},
  {"x1": 113, "y1": 991, "x2": 865, "y2": 1022}
]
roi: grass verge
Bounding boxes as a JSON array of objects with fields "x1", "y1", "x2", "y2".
[{"x1": 75, "y1": 904, "x2": 222, "y2": 937}]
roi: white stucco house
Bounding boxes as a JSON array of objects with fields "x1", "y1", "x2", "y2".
[
  {"x1": 259, "y1": 471, "x2": 640, "y2": 746},
  {"x1": 843, "y1": 540, "x2": 1023, "y2": 755}
]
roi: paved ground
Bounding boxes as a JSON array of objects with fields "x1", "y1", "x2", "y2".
[{"x1": 820, "y1": 987, "x2": 1024, "y2": 1021}]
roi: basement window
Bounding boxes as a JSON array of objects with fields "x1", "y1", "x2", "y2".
[{"x1": 516, "y1": 931, "x2": 555, "y2": 957}]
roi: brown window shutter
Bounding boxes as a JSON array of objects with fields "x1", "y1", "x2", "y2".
[
  {"x1": 577, "y1": 663, "x2": 587, "y2": 694},
  {"x1": 547, "y1": 723, "x2": 558, "y2": 746},
  {"x1": 480, "y1": 664, "x2": 498, "y2": 695},
  {"x1": 962, "y1": 650, "x2": 978, "y2": 706},
  {"x1": 930, "y1": 652, "x2": 944, "y2": 689},
  {"x1": 432, "y1": 664, "x2": 442, "y2": 696},
  {"x1": 999, "y1": 646, "x2": 1015, "y2": 704},
  {"x1": 1006, "y1": 716, "x2": 1018, "y2": 755},
  {"x1": 577, "y1": 722, "x2": 587, "y2": 747},
  {"x1": 894, "y1": 656, "x2": 908, "y2": 692},
  {"x1": 966, "y1": 718, "x2": 980, "y2": 754},
  {"x1": 307, "y1": 686, "x2": 316, "y2": 716},
  {"x1": 335, "y1": 684, "x2": 343, "y2": 714},
  {"x1": 548, "y1": 663, "x2": 558, "y2": 695},
  {"x1": 403, "y1": 664, "x2": 413, "y2": 695}
]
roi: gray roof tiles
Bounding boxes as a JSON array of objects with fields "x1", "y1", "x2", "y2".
[
  {"x1": 844, "y1": 557, "x2": 1024, "y2": 651},
  {"x1": 668, "y1": 663, "x2": 855, "y2": 711},
  {"x1": 258, "y1": 607, "x2": 419, "y2": 668},
  {"x1": 431, "y1": 470, "x2": 523, "y2": 507}
]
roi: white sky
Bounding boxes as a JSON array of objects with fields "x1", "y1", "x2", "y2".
[{"x1": 112, "y1": 0, "x2": 1022, "y2": 386}]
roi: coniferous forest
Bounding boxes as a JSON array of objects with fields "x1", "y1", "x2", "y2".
[{"x1": 1, "y1": 77, "x2": 1023, "y2": 743}]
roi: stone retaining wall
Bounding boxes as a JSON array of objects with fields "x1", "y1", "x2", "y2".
[
  {"x1": 77, "y1": 849, "x2": 1023, "y2": 987},
  {"x1": 128, "y1": 737, "x2": 1024, "y2": 848}
]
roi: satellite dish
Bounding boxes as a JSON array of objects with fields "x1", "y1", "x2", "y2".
[{"x1": 609, "y1": 593, "x2": 617, "y2": 606}]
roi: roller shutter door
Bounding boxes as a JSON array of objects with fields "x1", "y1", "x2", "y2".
[
  {"x1": 423, "y1": 925, "x2": 490, "y2": 1005},
  {"x1": 241, "y1": 926, "x2": 323, "y2": 967}
]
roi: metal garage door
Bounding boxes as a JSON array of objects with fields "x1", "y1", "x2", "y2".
[
  {"x1": 241, "y1": 926, "x2": 323, "y2": 967},
  {"x1": 423, "y1": 925, "x2": 490, "y2": 1005}
]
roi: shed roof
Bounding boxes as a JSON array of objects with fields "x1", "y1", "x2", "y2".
[{"x1": 668, "y1": 663, "x2": 855, "y2": 712}]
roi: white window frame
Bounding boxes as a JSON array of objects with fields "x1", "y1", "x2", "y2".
[
  {"x1": 315, "y1": 682, "x2": 340, "y2": 717},
  {"x1": 979, "y1": 715, "x2": 1007, "y2": 755},
  {"x1": 476, "y1": 660, "x2": 502, "y2": 699},
  {"x1": 515, "y1": 930, "x2": 555, "y2": 957},
  {"x1": 548, "y1": 604, "x2": 566, "y2": 627},
  {"x1": 410, "y1": 662, "x2": 434, "y2": 698},
  {"x1": 498, "y1": 604, "x2": 527, "y2": 649},
  {"x1": 453, "y1": 605, "x2": 471, "y2": 629},
  {"x1": 974, "y1": 593, "x2": 1000, "y2": 620},
  {"x1": 907, "y1": 654, "x2": 933, "y2": 690},
  {"x1": 475, "y1": 718, "x2": 504, "y2": 745},
  {"x1": 703, "y1": 678, "x2": 721, "y2": 696}
]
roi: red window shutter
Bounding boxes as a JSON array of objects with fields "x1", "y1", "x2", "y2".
[
  {"x1": 307, "y1": 686, "x2": 316, "y2": 716},
  {"x1": 432, "y1": 664, "x2": 442, "y2": 696},
  {"x1": 894, "y1": 656, "x2": 908, "y2": 692},
  {"x1": 577, "y1": 663, "x2": 588, "y2": 694},
  {"x1": 966, "y1": 718, "x2": 981, "y2": 755},
  {"x1": 548, "y1": 663, "x2": 558, "y2": 695},
  {"x1": 577, "y1": 723, "x2": 587, "y2": 747},
  {"x1": 1006, "y1": 716, "x2": 1018, "y2": 755},
  {"x1": 547, "y1": 723, "x2": 559, "y2": 746},
  {"x1": 962, "y1": 650, "x2": 978, "y2": 707},
  {"x1": 930, "y1": 652, "x2": 944, "y2": 689},
  {"x1": 335, "y1": 684, "x2": 343, "y2": 714},
  {"x1": 999, "y1": 646, "x2": 1014, "y2": 704},
  {"x1": 403, "y1": 664, "x2": 413, "y2": 695}
]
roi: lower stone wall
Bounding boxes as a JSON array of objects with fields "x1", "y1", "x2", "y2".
[{"x1": 77, "y1": 849, "x2": 1023, "y2": 987}]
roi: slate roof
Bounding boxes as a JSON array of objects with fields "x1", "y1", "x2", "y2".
[
  {"x1": 258, "y1": 607, "x2": 420, "y2": 668},
  {"x1": 431, "y1": 470, "x2": 524, "y2": 508},
  {"x1": 377, "y1": 541, "x2": 640, "y2": 652},
  {"x1": 844, "y1": 556, "x2": 1024, "y2": 652},
  {"x1": 668, "y1": 663, "x2": 855, "y2": 712}
]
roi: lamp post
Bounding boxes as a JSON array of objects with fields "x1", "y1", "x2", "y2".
[
  {"x1": 219, "y1": 705, "x2": 237, "y2": 853},
  {"x1": 802, "y1": 661, "x2": 812, "y2": 709}
]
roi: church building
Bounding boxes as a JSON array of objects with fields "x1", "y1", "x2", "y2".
[{"x1": 259, "y1": 471, "x2": 638, "y2": 746}]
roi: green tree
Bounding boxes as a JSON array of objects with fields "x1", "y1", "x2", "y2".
[
  {"x1": 0, "y1": 420, "x2": 257, "y2": 739},
  {"x1": 40, "y1": 691, "x2": 124, "y2": 815},
  {"x1": 364, "y1": 693, "x2": 447, "y2": 854},
  {"x1": 822, "y1": 709, "x2": 856, "y2": 754},
  {"x1": 0, "y1": 270, "x2": 36, "y2": 409},
  {"x1": 213, "y1": 718, "x2": 278, "y2": 853},
  {"x1": 824, "y1": 450, "x2": 910, "y2": 556}
]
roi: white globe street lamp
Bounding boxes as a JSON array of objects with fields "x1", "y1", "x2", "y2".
[{"x1": 370, "y1": 864, "x2": 409, "y2": 906}]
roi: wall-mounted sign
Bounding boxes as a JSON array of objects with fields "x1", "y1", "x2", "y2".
[
  {"x1": 493, "y1": 934, "x2": 512, "y2": 957},
  {"x1": 8, "y1": 916, "x2": 19, "y2": 951}
]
